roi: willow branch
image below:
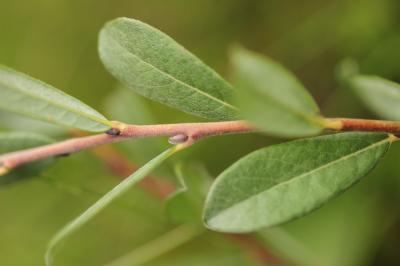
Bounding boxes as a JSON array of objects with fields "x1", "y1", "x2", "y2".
[
  {"x1": 2, "y1": 117, "x2": 400, "y2": 174},
  {"x1": 0, "y1": 120, "x2": 253, "y2": 173}
]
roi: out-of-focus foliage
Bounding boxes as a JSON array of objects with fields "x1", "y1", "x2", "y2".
[
  {"x1": 1, "y1": 0, "x2": 400, "y2": 265},
  {"x1": 349, "y1": 76, "x2": 400, "y2": 120},
  {"x1": 231, "y1": 47, "x2": 323, "y2": 137}
]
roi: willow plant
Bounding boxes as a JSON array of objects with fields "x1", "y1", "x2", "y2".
[{"x1": 0, "y1": 17, "x2": 399, "y2": 265}]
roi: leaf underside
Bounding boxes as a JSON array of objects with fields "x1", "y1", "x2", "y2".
[
  {"x1": 231, "y1": 47, "x2": 323, "y2": 137},
  {"x1": 99, "y1": 17, "x2": 237, "y2": 121},
  {"x1": 0, "y1": 66, "x2": 111, "y2": 132},
  {"x1": 203, "y1": 132, "x2": 391, "y2": 233},
  {"x1": 350, "y1": 75, "x2": 400, "y2": 120}
]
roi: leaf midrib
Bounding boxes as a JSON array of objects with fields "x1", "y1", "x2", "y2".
[
  {"x1": 109, "y1": 28, "x2": 238, "y2": 112},
  {"x1": 0, "y1": 78, "x2": 110, "y2": 128},
  {"x1": 209, "y1": 136, "x2": 390, "y2": 220}
]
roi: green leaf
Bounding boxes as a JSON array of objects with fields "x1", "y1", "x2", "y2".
[
  {"x1": 139, "y1": 231, "x2": 258, "y2": 266},
  {"x1": 349, "y1": 75, "x2": 400, "y2": 120},
  {"x1": 99, "y1": 17, "x2": 237, "y2": 121},
  {"x1": 0, "y1": 132, "x2": 54, "y2": 184},
  {"x1": 105, "y1": 225, "x2": 204, "y2": 266},
  {"x1": 45, "y1": 146, "x2": 182, "y2": 266},
  {"x1": 231, "y1": 47, "x2": 323, "y2": 137},
  {"x1": 0, "y1": 65, "x2": 111, "y2": 132},
  {"x1": 203, "y1": 132, "x2": 392, "y2": 233},
  {"x1": 0, "y1": 110, "x2": 67, "y2": 135},
  {"x1": 166, "y1": 163, "x2": 212, "y2": 224}
]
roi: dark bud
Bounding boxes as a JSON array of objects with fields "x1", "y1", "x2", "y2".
[
  {"x1": 56, "y1": 153, "x2": 71, "y2": 158},
  {"x1": 106, "y1": 128, "x2": 121, "y2": 136}
]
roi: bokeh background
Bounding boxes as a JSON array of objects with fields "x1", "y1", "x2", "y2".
[{"x1": 1, "y1": 0, "x2": 400, "y2": 265}]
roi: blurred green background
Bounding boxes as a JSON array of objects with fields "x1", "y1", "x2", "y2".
[{"x1": 1, "y1": 0, "x2": 400, "y2": 265}]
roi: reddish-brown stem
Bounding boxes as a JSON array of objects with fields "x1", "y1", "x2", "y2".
[
  {"x1": 0, "y1": 134, "x2": 128, "y2": 171},
  {"x1": 117, "y1": 120, "x2": 253, "y2": 140},
  {"x1": 325, "y1": 118, "x2": 400, "y2": 135},
  {"x1": 2, "y1": 117, "x2": 400, "y2": 173},
  {"x1": 0, "y1": 120, "x2": 253, "y2": 172}
]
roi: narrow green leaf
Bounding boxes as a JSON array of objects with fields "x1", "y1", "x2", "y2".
[
  {"x1": 166, "y1": 163, "x2": 212, "y2": 224},
  {"x1": 0, "y1": 132, "x2": 54, "y2": 185},
  {"x1": 105, "y1": 225, "x2": 204, "y2": 266},
  {"x1": 99, "y1": 17, "x2": 237, "y2": 121},
  {"x1": 258, "y1": 228, "x2": 322, "y2": 266},
  {"x1": 0, "y1": 66, "x2": 111, "y2": 132},
  {"x1": 203, "y1": 132, "x2": 391, "y2": 233},
  {"x1": 231, "y1": 47, "x2": 323, "y2": 137},
  {"x1": 45, "y1": 146, "x2": 182, "y2": 266},
  {"x1": 349, "y1": 75, "x2": 400, "y2": 120}
]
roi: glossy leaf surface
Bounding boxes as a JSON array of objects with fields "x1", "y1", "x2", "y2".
[{"x1": 350, "y1": 75, "x2": 400, "y2": 120}]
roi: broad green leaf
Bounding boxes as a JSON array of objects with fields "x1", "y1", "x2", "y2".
[
  {"x1": 0, "y1": 132, "x2": 54, "y2": 184},
  {"x1": 166, "y1": 163, "x2": 212, "y2": 224},
  {"x1": 99, "y1": 17, "x2": 237, "y2": 121},
  {"x1": 231, "y1": 47, "x2": 323, "y2": 137},
  {"x1": 0, "y1": 66, "x2": 111, "y2": 132},
  {"x1": 349, "y1": 75, "x2": 400, "y2": 120},
  {"x1": 45, "y1": 146, "x2": 182, "y2": 266},
  {"x1": 203, "y1": 132, "x2": 392, "y2": 233}
]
